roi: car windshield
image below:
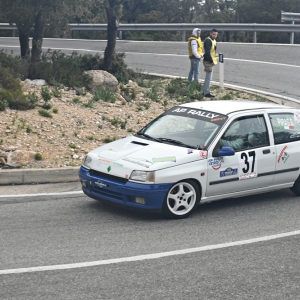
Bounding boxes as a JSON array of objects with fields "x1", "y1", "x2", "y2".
[{"x1": 136, "y1": 106, "x2": 228, "y2": 149}]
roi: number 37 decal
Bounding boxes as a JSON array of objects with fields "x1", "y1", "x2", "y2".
[{"x1": 239, "y1": 151, "x2": 258, "y2": 180}]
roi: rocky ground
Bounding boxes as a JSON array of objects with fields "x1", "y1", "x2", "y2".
[{"x1": 0, "y1": 78, "x2": 272, "y2": 169}]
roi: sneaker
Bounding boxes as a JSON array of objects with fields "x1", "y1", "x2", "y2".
[{"x1": 203, "y1": 93, "x2": 215, "y2": 98}]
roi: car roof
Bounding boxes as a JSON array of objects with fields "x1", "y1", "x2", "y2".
[{"x1": 180, "y1": 100, "x2": 291, "y2": 116}]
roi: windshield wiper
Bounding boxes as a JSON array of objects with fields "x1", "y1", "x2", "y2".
[
  {"x1": 156, "y1": 138, "x2": 201, "y2": 149},
  {"x1": 136, "y1": 132, "x2": 162, "y2": 143}
]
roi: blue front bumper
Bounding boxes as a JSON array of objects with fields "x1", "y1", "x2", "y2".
[{"x1": 78, "y1": 166, "x2": 173, "y2": 212}]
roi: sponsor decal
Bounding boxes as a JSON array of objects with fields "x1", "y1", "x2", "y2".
[
  {"x1": 125, "y1": 174, "x2": 129, "y2": 179},
  {"x1": 211, "y1": 117, "x2": 226, "y2": 122},
  {"x1": 199, "y1": 150, "x2": 207, "y2": 159},
  {"x1": 98, "y1": 157, "x2": 112, "y2": 164},
  {"x1": 279, "y1": 125, "x2": 294, "y2": 130},
  {"x1": 208, "y1": 157, "x2": 224, "y2": 170},
  {"x1": 290, "y1": 132, "x2": 300, "y2": 138},
  {"x1": 152, "y1": 156, "x2": 176, "y2": 163},
  {"x1": 171, "y1": 108, "x2": 219, "y2": 119},
  {"x1": 122, "y1": 157, "x2": 152, "y2": 168},
  {"x1": 107, "y1": 166, "x2": 111, "y2": 172},
  {"x1": 113, "y1": 161, "x2": 124, "y2": 167},
  {"x1": 281, "y1": 152, "x2": 290, "y2": 164},
  {"x1": 220, "y1": 167, "x2": 238, "y2": 177},
  {"x1": 95, "y1": 180, "x2": 107, "y2": 188},
  {"x1": 187, "y1": 149, "x2": 193, "y2": 154},
  {"x1": 278, "y1": 145, "x2": 288, "y2": 163},
  {"x1": 276, "y1": 118, "x2": 294, "y2": 129},
  {"x1": 294, "y1": 111, "x2": 300, "y2": 125},
  {"x1": 239, "y1": 172, "x2": 257, "y2": 180}
]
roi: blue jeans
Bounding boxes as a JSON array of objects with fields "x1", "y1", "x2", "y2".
[
  {"x1": 203, "y1": 68, "x2": 213, "y2": 95},
  {"x1": 188, "y1": 58, "x2": 200, "y2": 82}
]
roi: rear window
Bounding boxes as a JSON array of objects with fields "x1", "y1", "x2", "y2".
[{"x1": 269, "y1": 112, "x2": 300, "y2": 144}]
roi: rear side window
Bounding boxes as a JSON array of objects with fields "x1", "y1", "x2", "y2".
[{"x1": 269, "y1": 112, "x2": 300, "y2": 144}]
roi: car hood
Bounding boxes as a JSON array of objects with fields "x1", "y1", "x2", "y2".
[{"x1": 86, "y1": 136, "x2": 207, "y2": 178}]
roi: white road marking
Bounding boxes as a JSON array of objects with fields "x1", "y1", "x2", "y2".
[{"x1": 1, "y1": 230, "x2": 299, "y2": 275}]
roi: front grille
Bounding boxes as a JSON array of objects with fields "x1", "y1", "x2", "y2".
[
  {"x1": 92, "y1": 185, "x2": 124, "y2": 201},
  {"x1": 89, "y1": 169, "x2": 128, "y2": 183}
]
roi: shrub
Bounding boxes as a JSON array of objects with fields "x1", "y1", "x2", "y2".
[
  {"x1": 69, "y1": 143, "x2": 77, "y2": 149},
  {"x1": 0, "y1": 88, "x2": 31, "y2": 110},
  {"x1": 0, "y1": 50, "x2": 29, "y2": 80},
  {"x1": 27, "y1": 92, "x2": 39, "y2": 108},
  {"x1": 102, "y1": 136, "x2": 117, "y2": 143},
  {"x1": 93, "y1": 86, "x2": 116, "y2": 103},
  {"x1": 35, "y1": 153, "x2": 43, "y2": 160},
  {"x1": 51, "y1": 84, "x2": 62, "y2": 99},
  {"x1": 38, "y1": 109, "x2": 53, "y2": 118},
  {"x1": 41, "y1": 102, "x2": 52, "y2": 110},
  {"x1": 72, "y1": 97, "x2": 81, "y2": 103},
  {"x1": 35, "y1": 50, "x2": 92, "y2": 88},
  {"x1": 0, "y1": 99, "x2": 8, "y2": 111},
  {"x1": 83, "y1": 99, "x2": 94, "y2": 108},
  {"x1": 41, "y1": 87, "x2": 52, "y2": 102},
  {"x1": 0, "y1": 65, "x2": 33, "y2": 110},
  {"x1": 166, "y1": 78, "x2": 203, "y2": 101},
  {"x1": 52, "y1": 108, "x2": 58, "y2": 114},
  {"x1": 86, "y1": 135, "x2": 94, "y2": 140}
]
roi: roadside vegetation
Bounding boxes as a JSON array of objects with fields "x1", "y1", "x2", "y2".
[{"x1": 0, "y1": 49, "x2": 271, "y2": 115}]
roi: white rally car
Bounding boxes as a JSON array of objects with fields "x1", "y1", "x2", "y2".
[{"x1": 79, "y1": 100, "x2": 300, "y2": 218}]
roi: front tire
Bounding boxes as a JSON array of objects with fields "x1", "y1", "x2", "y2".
[
  {"x1": 290, "y1": 176, "x2": 300, "y2": 196},
  {"x1": 162, "y1": 180, "x2": 200, "y2": 219}
]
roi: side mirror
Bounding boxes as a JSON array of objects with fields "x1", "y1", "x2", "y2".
[{"x1": 218, "y1": 146, "x2": 235, "y2": 156}]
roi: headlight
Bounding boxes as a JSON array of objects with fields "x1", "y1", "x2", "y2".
[
  {"x1": 130, "y1": 170, "x2": 155, "y2": 183},
  {"x1": 82, "y1": 155, "x2": 92, "y2": 169}
]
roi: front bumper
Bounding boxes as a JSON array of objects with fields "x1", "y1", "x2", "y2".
[{"x1": 78, "y1": 166, "x2": 173, "y2": 212}]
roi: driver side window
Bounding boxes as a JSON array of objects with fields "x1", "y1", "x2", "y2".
[{"x1": 219, "y1": 115, "x2": 269, "y2": 151}]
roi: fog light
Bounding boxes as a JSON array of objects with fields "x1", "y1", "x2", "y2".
[
  {"x1": 81, "y1": 181, "x2": 87, "y2": 187},
  {"x1": 134, "y1": 197, "x2": 146, "y2": 205}
]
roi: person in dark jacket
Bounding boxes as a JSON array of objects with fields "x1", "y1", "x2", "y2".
[{"x1": 203, "y1": 29, "x2": 218, "y2": 98}]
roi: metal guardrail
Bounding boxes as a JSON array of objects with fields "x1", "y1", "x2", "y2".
[
  {"x1": 281, "y1": 11, "x2": 300, "y2": 22},
  {"x1": 1, "y1": 22, "x2": 300, "y2": 43},
  {"x1": 281, "y1": 11, "x2": 300, "y2": 43}
]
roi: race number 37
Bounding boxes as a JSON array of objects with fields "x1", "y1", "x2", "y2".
[{"x1": 239, "y1": 151, "x2": 257, "y2": 180}]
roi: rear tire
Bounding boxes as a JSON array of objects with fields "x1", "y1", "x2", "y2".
[
  {"x1": 162, "y1": 180, "x2": 200, "y2": 219},
  {"x1": 290, "y1": 176, "x2": 300, "y2": 196}
]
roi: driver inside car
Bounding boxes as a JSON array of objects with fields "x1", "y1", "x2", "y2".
[{"x1": 219, "y1": 121, "x2": 244, "y2": 150}]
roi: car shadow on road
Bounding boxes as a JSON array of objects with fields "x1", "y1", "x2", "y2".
[{"x1": 80, "y1": 188, "x2": 297, "y2": 221}]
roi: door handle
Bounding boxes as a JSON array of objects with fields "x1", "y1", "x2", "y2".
[{"x1": 263, "y1": 149, "x2": 270, "y2": 154}]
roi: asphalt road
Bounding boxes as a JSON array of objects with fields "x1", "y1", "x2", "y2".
[
  {"x1": 1, "y1": 38, "x2": 300, "y2": 299},
  {"x1": 1, "y1": 37, "x2": 299, "y2": 101},
  {"x1": 1, "y1": 186, "x2": 300, "y2": 299}
]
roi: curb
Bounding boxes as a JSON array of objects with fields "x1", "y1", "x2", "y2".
[{"x1": 0, "y1": 167, "x2": 79, "y2": 186}]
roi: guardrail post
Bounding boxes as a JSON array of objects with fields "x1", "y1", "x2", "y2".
[
  {"x1": 253, "y1": 31, "x2": 257, "y2": 43},
  {"x1": 290, "y1": 21, "x2": 295, "y2": 44},
  {"x1": 119, "y1": 30, "x2": 122, "y2": 40},
  {"x1": 182, "y1": 31, "x2": 186, "y2": 42},
  {"x1": 219, "y1": 53, "x2": 224, "y2": 89}
]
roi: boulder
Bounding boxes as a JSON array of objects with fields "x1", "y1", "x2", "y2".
[
  {"x1": 7, "y1": 150, "x2": 36, "y2": 167},
  {"x1": 84, "y1": 70, "x2": 119, "y2": 92},
  {"x1": 24, "y1": 79, "x2": 47, "y2": 86}
]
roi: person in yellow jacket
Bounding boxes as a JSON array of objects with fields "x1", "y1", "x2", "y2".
[
  {"x1": 203, "y1": 28, "x2": 218, "y2": 98},
  {"x1": 187, "y1": 28, "x2": 203, "y2": 82}
]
